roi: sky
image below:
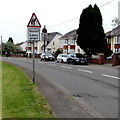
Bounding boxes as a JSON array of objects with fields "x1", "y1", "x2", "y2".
[{"x1": 0, "y1": 0, "x2": 119, "y2": 43}]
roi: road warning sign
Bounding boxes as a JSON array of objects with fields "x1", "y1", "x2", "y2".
[{"x1": 27, "y1": 13, "x2": 41, "y2": 28}]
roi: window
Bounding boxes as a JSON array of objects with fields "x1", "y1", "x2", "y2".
[
  {"x1": 71, "y1": 39, "x2": 75, "y2": 45},
  {"x1": 118, "y1": 48, "x2": 120, "y2": 53},
  {"x1": 115, "y1": 36, "x2": 119, "y2": 44},
  {"x1": 70, "y1": 49, "x2": 75, "y2": 53},
  {"x1": 117, "y1": 36, "x2": 120, "y2": 44},
  {"x1": 115, "y1": 48, "x2": 119, "y2": 53},
  {"x1": 53, "y1": 41, "x2": 54, "y2": 45},
  {"x1": 64, "y1": 49, "x2": 68, "y2": 54},
  {"x1": 63, "y1": 39, "x2": 67, "y2": 44},
  {"x1": 64, "y1": 39, "x2": 68, "y2": 44}
]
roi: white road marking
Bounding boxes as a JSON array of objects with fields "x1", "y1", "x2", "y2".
[
  {"x1": 48, "y1": 64, "x2": 56, "y2": 66},
  {"x1": 78, "y1": 69, "x2": 93, "y2": 73},
  {"x1": 76, "y1": 65, "x2": 90, "y2": 68},
  {"x1": 14, "y1": 59, "x2": 20, "y2": 60},
  {"x1": 37, "y1": 62, "x2": 44, "y2": 63},
  {"x1": 102, "y1": 74, "x2": 120, "y2": 80},
  {"x1": 20, "y1": 59, "x2": 26, "y2": 61},
  {"x1": 61, "y1": 65, "x2": 72, "y2": 69},
  {"x1": 7, "y1": 58, "x2": 13, "y2": 59}
]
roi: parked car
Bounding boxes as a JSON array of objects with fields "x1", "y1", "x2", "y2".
[
  {"x1": 106, "y1": 56, "x2": 112, "y2": 60},
  {"x1": 56, "y1": 54, "x2": 68, "y2": 63},
  {"x1": 67, "y1": 53, "x2": 88, "y2": 65},
  {"x1": 40, "y1": 52, "x2": 55, "y2": 61}
]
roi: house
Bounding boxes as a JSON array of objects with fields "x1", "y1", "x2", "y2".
[
  {"x1": 16, "y1": 42, "x2": 27, "y2": 52},
  {"x1": 60, "y1": 29, "x2": 84, "y2": 54},
  {"x1": 106, "y1": 25, "x2": 120, "y2": 53},
  {"x1": 45, "y1": 32, "x2": 62, "y2": 53}
]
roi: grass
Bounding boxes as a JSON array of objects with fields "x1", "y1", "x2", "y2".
[{"x1": 2, "y1": 62, "x2": 55, "y2": 118}]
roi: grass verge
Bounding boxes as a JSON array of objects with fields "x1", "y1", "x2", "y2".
[{"x1": 2, "y1": 62, "x2": 54, "y2": 118}]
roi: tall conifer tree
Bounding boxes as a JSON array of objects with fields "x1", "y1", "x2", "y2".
[{"x1": 77, "y1": 4, "x2": 107, "y2": 55}]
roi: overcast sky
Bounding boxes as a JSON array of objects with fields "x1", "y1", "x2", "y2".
[{"x1": 0, "y1": 0, "x2": 119, "y2": 43}]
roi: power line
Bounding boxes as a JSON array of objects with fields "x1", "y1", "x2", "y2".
[
  {"x1": 48, "y1": 0, "x2": 116, "y2": 29},
  {"x1": 100, "y1": 0, "x2": 115, "y2": 7},
  {"x1": 48, "y1": 17, "x2": 78, "y2": 28}
]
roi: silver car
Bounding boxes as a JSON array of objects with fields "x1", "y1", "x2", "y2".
[
  {"x1": 56, "y1": 54, "x2": 68, "y2": 63},
  {"x1": 40, "y1": 52, "x2": 55, "y2": 61}
]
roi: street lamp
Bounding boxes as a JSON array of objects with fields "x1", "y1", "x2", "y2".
[{"x1": 42, "y1": 25, "x2": 47, "y2": 52}]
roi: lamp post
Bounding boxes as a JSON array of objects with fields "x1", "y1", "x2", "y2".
[{"x1": 42, "y1": 25, "x2": 47, "y2": 52}]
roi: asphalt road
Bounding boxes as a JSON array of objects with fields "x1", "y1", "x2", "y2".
[{"x1": 2, "y1": 57, "x2": 119, "y2": 118}]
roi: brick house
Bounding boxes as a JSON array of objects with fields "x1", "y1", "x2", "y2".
[
  {"x1": 60, "y1": 29, "x2": 84, "y2": 54},
  {"x1": 106, "y1": 25, "x2": 120, "y2": 53}
]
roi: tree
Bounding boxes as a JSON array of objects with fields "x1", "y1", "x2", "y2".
[
  {"x1": 14, "y1": 46, "x2": 23, "y2": 54},
  {"x1": 54, "y1": 48, "x2": 63, "y2": 58},
  {"x1": 8, "y1": 37, "x2": 14, "y2": 44},
  {"x1": 112, "y1": 17, "x2": 120, "y2": 28},
  {"x1": 2, "y1": 38, "x2": 16, "y2": 55},
  {"x1": 77, "y1": 4, "x2": 107, "y2": 55}
]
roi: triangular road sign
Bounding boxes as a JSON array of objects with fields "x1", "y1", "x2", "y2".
[{"x1": 27, "y1": 13, "x2": 41, "y2": 28}]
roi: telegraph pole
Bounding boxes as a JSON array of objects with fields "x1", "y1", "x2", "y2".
[
  {"x1": 1, "y1": 36, "x2": 2, "y2": 56},
  {"x1": 42, "y1": 25, "x2": 47, "y2": 52}
]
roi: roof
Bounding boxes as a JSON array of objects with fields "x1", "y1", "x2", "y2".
[
  {"x1": 106, "y1": 25, "x2": 120, "y2": 36},
  {"x1": 60, "y1": 29, "x2": 77, "y2": 39},
  {"x1": 15, "y1": 42, "x2": 25, "y2": 46},
  {"x1": 41, "y1": 32, "x2": 62, "y2": 49},
  {"x1": 46, "y1": 32, "x2": 62, "y2": 42}
]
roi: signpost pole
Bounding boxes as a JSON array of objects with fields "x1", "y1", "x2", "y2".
[{"x1": 32, "y1": 41, "x2": 35, "y2": 83}]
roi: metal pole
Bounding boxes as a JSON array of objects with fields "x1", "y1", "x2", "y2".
[
  {"x1": 32, "y1": 41, "x2": 35, "y2": 83},
  {"x1": 1, "y1": 36, "x2": 2, "y2": 57},
  {"x1": 44, "y1": 33, "x2": 45, "y2": 52}
]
